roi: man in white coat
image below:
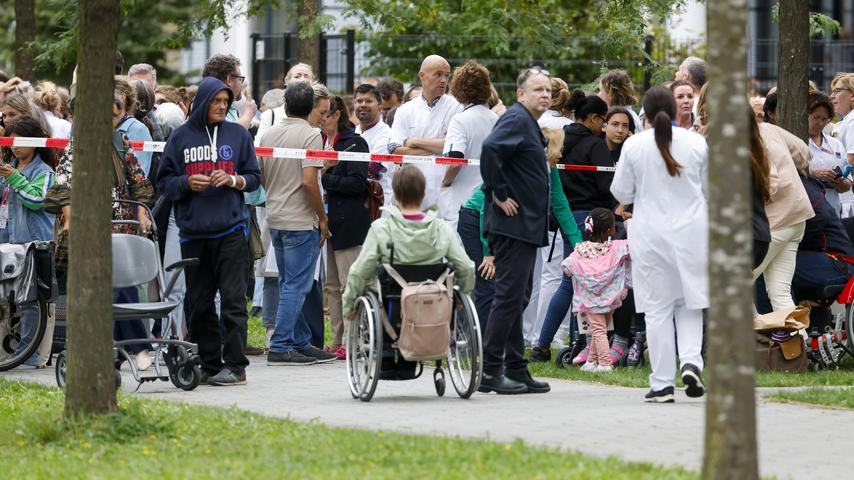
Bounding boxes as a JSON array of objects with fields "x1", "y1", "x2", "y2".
[
  {"x1": 610, "y1": 87, "x2": 709, "y2": 404},
  {"x1": 388, "y1": 55, "x2": 463, "y2": 210}
]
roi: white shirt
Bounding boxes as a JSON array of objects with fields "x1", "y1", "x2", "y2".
[
  {"x1": 833, "y1": 113, "x2": 854, "y2": 217},
  {"x1": 390, "y1": 94, "x2": 463, "y2": 209},
  {"x1": 610, "y1": 127, "x2": 709, "y2": 313},
  {"x1": 439, "y1": 104, "x2": 498, "y2": 228},
  {"x1": 356, "y1": 120, "x2": 396, "y2": 216},
  {"x1": 254, "y1": 105, "x2": 286, "y2": 147},
  {"x1": 538, "y1": 109, "x2": 572, "y2": 129},
  {"x1": 809, "y1": 133, "x2": 847, "y2": 216},
  {"x1": 43, "y1": 110, "x2": 71, "y2": 139}
]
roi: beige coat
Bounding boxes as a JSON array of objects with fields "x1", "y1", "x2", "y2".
[{"x1": 759, "y1": 122, "x2": 815, "y2": 230}]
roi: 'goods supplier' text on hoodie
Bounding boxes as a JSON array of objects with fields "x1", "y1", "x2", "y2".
[{"x1": 156, "y1": 77, "x2": 261, "y2": 240}]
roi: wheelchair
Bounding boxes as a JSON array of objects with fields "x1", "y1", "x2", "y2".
[
  {"x1": 346, "y1": 242, "x2": 483, "y2": 402},
  {"x1": 54, "y1": 200, "x2": 202, "y2": 391},
  {"x1": 0, "y1": 241, "x2": 56, "y2": 371},
  {"x1": 803, "y1": 279, "x2": 854, "y2": 370}
]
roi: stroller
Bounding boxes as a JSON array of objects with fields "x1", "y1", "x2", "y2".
[{"x1": 54, "y1": 200, "x2": 202, "y2": 390}]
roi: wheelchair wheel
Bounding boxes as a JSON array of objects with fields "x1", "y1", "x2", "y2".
[
  {"x1": 0, "y1": 298, "x2": 48, "y2": 371},
  {"x1": 446, "y1": 289, "x2": 483, "y2": 399},
  {"x1": 346, "y1": 292, "x2": 382, "y2": 402},
  {"x1": 55, "y1": 350, "x2": 67, "y2": 388},
  {"x1": 846, "y1": 304, "x2": 854, "y2": 352}
]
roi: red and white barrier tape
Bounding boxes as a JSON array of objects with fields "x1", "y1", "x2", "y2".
[{"x1": 0, "y1": 136, "x2": 616, "y2": 173}]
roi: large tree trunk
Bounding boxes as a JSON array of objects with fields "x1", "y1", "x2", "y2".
[
  {"x1": 64, "y1": 0, "x2": 118, "y2": 417},
  {"x1": 14, "y1": 0, "x2": 36, "y2": 79},
  {"x1": 776, "y1": 0, "x2": 809, "y2": 141},
  {"x1": 702, "y1": 0, "x2": 759, "y2": 479},
  {"x1": 296, "y1": 0, "x2": 320, "y2": 73}
]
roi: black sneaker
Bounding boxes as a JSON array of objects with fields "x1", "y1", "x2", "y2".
[
  {"x1": 477, "y1": 373, "x2": 527, "y2": 394},
  {"x1": 644, "y1": 386, "x2": 675, "y2": 403},
  {"x1": 267, "y1": 350, "x2": 317, "y2": 366},
  {"x1": 208, "y1": 368, "x2": 247, "y2": 386},
  {"x1": 298, "y1": 346, "x2": 337, "y2": 364},
  {"x1": 529, "y1": 346, "x2": 551, "y2": 363},
  {"x1": 681, "y1": 363, "x2": 705, "y2": 398}
]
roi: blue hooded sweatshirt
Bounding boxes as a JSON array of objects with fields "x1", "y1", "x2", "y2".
[{"x1": 156, "y1": 77, "x2": 260, "y2": 240}]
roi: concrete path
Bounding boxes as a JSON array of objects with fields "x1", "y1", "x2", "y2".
[{"x1": 3, "y1": 358, "x2": 849, "y2": 479}]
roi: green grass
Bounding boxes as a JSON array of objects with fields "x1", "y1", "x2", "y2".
[
  {"x1": 246, "y1": 306, "x2": 333, "y2": 349},
  {"x1": 767, "y1": 387, "x2": 854, "y2": 410},
  {"x1": 0, "y1": 379, "x2": 696, "y2": 479},
  {"x1": 527, "y1": 349, "x2": 854, "y2": 389}
]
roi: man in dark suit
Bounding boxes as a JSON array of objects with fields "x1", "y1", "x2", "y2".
[{"x1": 479, "y1": 67, "x2": 553, "y2": 394}]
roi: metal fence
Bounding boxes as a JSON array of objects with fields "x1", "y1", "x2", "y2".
[{"x1": 249, "y1": 32, "x2": 854, "y2": 102}]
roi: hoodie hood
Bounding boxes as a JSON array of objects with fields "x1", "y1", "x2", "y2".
[
  {"x1": 377, "y1": 205, "x2": 450, "y2": 263},
  {"x1": 564, "y1": 122, "x2": 593, "y2": 150},
  {"x1": 188, "y1": 77, "x2": 233, "y2": 130}
]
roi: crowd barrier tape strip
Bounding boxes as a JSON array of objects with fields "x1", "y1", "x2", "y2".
[{"x1": 0, "y1": 136, "x2": 616, "y2": 173}]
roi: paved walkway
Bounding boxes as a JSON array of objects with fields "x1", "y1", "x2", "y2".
[{"x1": 3, "y1": 358, "x2": 849, "y2": 479}]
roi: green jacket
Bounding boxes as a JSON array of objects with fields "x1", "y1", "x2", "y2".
[{"x1": 342, "y1": 206, "x2": 476, "y2": 317}]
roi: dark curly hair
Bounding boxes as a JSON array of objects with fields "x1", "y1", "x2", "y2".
[
  {"x1": 808, "y1": 91, "x2": 834, "y2": 119},
  {"x1": 202, "y1": 54, "x2": 241, "y2": 83},
  {"x1": 583, "y1": 208, "x2": 615, "y2": 243},
  {"x1": 449, "y1": 61, "x2": 492, "y2": 106}
]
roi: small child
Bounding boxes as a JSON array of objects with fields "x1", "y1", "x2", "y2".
[{"x1": 561, "y1": 208, "x2": 631, "y2": 373}]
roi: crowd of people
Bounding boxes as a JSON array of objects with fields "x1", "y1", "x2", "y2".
[{"x1": 1, "y1": 50, "x2": 853, "y2": 402}]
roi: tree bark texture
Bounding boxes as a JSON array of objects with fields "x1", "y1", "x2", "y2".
[
  {"x1": 702, "y1": 0, "x2": 759, "y2": 479},
  {"x1": 14, "y1": 0, "x2": 36, "y2": 79},
  {"x1": 64, "y1": 0, "x2": 118, "y2": 417},
  {"x1": 296, "y1": 0, "x2": 320, "y2": 73},
  {"x1": 776, "y1": 0, "x2": 809, "y2": 141}
]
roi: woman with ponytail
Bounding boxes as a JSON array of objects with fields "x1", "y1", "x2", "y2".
[{"x1": 610, "y1": 86, "x2": 709, "y2": 403}]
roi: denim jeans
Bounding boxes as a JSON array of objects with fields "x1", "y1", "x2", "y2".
[
  {"x1": 13, "y1": 302, "x2": 41, "y2": 365},
  {"x1": 269, "y1": 228, "x2": 320, "y2": 353}
]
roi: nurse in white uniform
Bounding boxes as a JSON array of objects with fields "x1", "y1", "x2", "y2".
[{"x1": 610, "y1": 87, "x2": 709, "y2": 403}]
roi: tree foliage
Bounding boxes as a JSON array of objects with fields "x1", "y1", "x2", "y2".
[{"x1": 341, "y1": 0, "x2": 695, "y2": 94}]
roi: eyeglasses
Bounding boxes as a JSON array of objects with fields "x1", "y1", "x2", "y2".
[
  {"x1": 231, "y1": 74, "x2": 246, "y2": 83},
  {"x1": 525, "y1": 67, "x2": 550, "y2": 77},
  {"x1": 517, "y1": 66, "x2": 551, "y2": 88},
  {"x1": 832, "y1": 87, "x2": 851, "y2": 95}
]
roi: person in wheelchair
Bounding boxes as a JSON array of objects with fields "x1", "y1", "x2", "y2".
[
  {"x1": 0, "y1": 116, "x2": 57, "y2": 367},
  {"x1": 342, "y1": 165, "x2": 475, "y2": 378},
  {"x1": 792, "y1": 170, "x2": 854, "y2": 333}
]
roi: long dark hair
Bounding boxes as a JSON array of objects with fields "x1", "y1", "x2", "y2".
[
  {"x1": 748, "y1": 109, "x2": 771, "y2": 203},
  {"x1": 643, "y1": 86, "x2": 681, "y2": 177},
  {"x1": 3, "y1": 115, "x2": 58, "y2": 169},
  {"x1": 565, "y1": 89, "x2": 608, "y2": 121}
]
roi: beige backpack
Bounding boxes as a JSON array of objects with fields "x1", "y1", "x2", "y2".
[{"x1": 381, "y1": 264, "x2": 453, "y2": 361}]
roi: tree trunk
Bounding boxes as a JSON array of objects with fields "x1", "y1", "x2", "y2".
[
  {"x1": 702, "y1": 1, "x2": 759, "y2": 479},
  {"x1": 64, "y1": 0, "x2": 118, "y2": 417},
  {"x1": 296, "y1": 0, "x2": 320, "y2": 73},
  {"x1": 14, "y1": 0, "x2": 36, "y2": 79},
  {"x1": 776, "y1": 0, "x2": 809, "y2": 141}
]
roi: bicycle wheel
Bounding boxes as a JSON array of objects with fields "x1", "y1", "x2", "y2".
[{"x1": 0, "y1": 298, "x2": 48, "y2": 371}]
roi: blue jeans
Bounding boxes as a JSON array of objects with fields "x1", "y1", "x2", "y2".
[
  {"x1": 269, "y1": 229, "x2": 320, "y2": 353},
  {"x1": 13, "y1": 302, "x2": 41, "y2": 366},
  {"x1": 536, "y1": 210, "x2": 592, "y2": 349}
]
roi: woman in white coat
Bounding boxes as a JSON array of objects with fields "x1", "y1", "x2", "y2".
[{"x1": 610, "y1": 87, "x2": 709, "y2": 403}]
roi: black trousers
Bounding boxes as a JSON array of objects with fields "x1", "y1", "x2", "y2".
[
  {"x1": 303, "y1": 280, "x2": 325, "y2": 348},
  {"x1": 483, "y1": 234, "x2": 537, "y2": 376},
  {"x1": 457, "y1": 207, "x2": 495, "y2": 335},
  {"x1": 181, "y1": 230, "x2": 250, "y2": 375}
]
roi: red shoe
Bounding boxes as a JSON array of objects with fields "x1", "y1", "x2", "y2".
[{"x1": 336, "y1": 346, "x2": 346, "y2": 360}]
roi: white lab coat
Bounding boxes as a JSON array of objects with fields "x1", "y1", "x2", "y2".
[{"x1": 610, "y1": 127, "x2": 710, "y2": 313}]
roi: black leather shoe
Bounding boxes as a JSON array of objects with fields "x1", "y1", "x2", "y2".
[
  {"x1": 505, "y1": 367, "x2": 551, "y2": 393},
  {"x1": 477, "y1": 373, "x2": 527, "y2": 394}
]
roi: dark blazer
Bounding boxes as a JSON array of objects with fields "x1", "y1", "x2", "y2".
[
  {"x1": 321, "y1": 124, "x2": 371, "y2": 251},
  {"x1": 559, "y1": 122, "x2": 616, "y2": 211},
  {"x1": 479, "y1": 102, "x2": 550, "y2": 247}
]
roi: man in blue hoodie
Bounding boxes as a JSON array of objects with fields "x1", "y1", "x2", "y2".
[{"x1": 157, "y1": 77, "x2": 261, "y2": 386}]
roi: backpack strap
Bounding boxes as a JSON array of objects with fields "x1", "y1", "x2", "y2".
[{"x1": 382, "y1": 264, "x2": 409, "y2": 289}]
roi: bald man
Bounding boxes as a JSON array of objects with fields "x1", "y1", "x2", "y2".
[{"x1": 388, "y1": 55, "x2": 463, "y2": 210}]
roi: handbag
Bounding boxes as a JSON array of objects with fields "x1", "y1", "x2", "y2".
[
  {"x1": 247, "y1": 208, "x2": 265, "y2": 262},
  {"x1": 755, "y1": 332, "x2": 807, "y2": 373},
  {"x1": 364, "y1": 179, "x2": 384, "y2": 221}
]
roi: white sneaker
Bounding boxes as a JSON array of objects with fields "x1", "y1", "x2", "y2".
[
  {"x1": 135, "y1": 350, "x2": 152, "y2": 371},
  {"x1": 594, "y1": 364, "x2": 614, "y2": 373},
  {"x1": 580, "y1": 361, "x2": 597, "y2": 372}
]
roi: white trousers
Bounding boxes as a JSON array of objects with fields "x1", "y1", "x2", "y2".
[
  {"x1": 752, "y1": 221, "x2": 805, "y2": 311},
  {"x1": 523, "y1": 234, "x2": 568, "y2": 346},
  {"x1": 645, "y1": 299, "x2": 704, "y2": 391}
]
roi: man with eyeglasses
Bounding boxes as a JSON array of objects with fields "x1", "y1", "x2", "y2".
[
  {"x1": 477, "y1": 67, "x2": 554, "y2": 395},
  {"x1": 202, "y1": 54, "x2": 257, "y2": 131}
]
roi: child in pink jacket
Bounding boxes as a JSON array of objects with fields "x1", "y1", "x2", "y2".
[{"x1": 561, "y1": 208, "x2": 632, "y2": 372}]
